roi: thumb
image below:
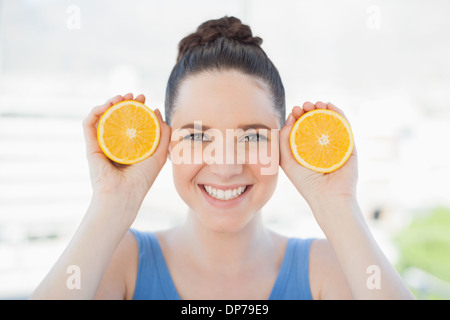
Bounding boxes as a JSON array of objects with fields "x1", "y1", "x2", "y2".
[
  {"x1": 152, "y1": 108, "x2": 171, "y2": 161},
  {"x1": 279, "y1": 112, "x2": 303, "y2": 173},
  {"x1": 285, "y1": 113, "x2": 296, "y2": 127},
  {"x1": 279, "y1": 113, "x2": 295, "y2": 154}
]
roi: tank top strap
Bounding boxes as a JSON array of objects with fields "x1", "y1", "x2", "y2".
[
  {"x1": 130, "y1": 229, "x2": 180, "y2": 300},
  {"x1": 269, "y1": 237, "x2": 314, "y2": 300}
]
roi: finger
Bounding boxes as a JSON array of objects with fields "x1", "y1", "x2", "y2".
[
  {"x1": 83, "y1": 103, "x2": 110, "y2": 131},
  {"x1": 280, "y1": 112, "x2": 296, "y2": 147},
  {"x1": 153, "y1": 108, "x2": 162, "y2": 121},
  {"x1": 292, "y1": 105, "x2": 304, "y2": 119},
  {"x1": 135, "y1": 94, "x2": 146, "y2": 104},
  {"x1": 302, "y1": 101, "x2": 315, "y2": 112},
  {"x1": 279, "y1": 114, "x2": 296, "y2": 167},
  {"x1": 154, "y1": 108, "x2": 164, "y2": 124},
  {"x1": 154, "y1": 109, "x2": 170, "y2": 141},
  {"x1": 284, "y1": 113, "x2": 296, "y2": 127},
  {"x1": 123, "y1": 93, "x2": 134, "y2": 101},
  {"x1": 106, "y1": 94, "x2": 124, "y2": 105},
  {"x1": 315, "y1": 101, "x2": 327, "y2": 109}
]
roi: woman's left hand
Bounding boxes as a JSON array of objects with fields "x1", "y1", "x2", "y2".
[
  {"x1": 279, "y1": 102, "x2": 359, "y2": 211},
  {"x1": 280, "y1": 102, "x2": 415, "y2": 300}
]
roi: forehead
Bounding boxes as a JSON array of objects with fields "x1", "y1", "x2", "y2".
[{"x1": 170, "y1": 70, "x2": 278, "y2": 129}]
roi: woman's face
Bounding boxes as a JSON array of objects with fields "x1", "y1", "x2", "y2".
[{"x1": 169, "y1": 70, "x2": 280, "y2": 233}]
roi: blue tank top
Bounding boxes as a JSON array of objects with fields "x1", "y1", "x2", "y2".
[{"x1": 130, "y1": 228, "x2": 314, "y2": 300}]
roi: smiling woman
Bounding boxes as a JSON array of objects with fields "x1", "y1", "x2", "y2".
[
  {"x1": 30, "y1": 16, "x2": 414, "y2": 301},
  {"x1": 169, "y1": 72, "x2": 280, "y2": 175},
  {"x1": 169, "y1": 70, "x2": 280, "y2": 235}
]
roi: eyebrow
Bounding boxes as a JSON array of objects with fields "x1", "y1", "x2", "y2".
[{"x1": 180, "y1": 123, "x2": 272, "y2": 131}]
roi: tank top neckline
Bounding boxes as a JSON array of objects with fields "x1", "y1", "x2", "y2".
[{"x1": 147, "y1": 232, "x2": 298, "y2": 300}]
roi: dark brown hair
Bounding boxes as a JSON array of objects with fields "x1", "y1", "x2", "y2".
[{"x1": 165, "y1": 16, "x2": 285, "y2": 127}]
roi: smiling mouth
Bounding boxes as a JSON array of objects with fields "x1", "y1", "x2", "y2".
[{"x1": 199, "y1": 184, "x2": 251, "y2": 201}]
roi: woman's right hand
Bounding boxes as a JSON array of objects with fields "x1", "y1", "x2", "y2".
[
  {"x1": 30, "y1": 92, "x2": 169, "y2": 300},
  {"x1": 82, "y1": 93, "x2": 171, "y2": 210}
]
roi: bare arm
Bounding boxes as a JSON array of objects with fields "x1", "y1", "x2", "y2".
[
  {"x1": 280, "y1": 101, "x2": 414, "y2": 299},
  {"x1": 30, "y1": 196, "x2": 137, "y2": 299},
  {"x1": 310, "y1": 197, "x2": 413, "y2": 299},
  {"x1": 30, "y1": 93, "x2": 170, "y2": 299}
]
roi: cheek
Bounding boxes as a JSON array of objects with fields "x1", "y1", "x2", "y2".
[
  {"x1": 250, "y1": 163, "x2": 278, "y2": 197},
  {"x1": 169, "y1": 140, "x2": 203, "y2": 165},
  {"x1": 242, "y1": 138, "x2": 280, "y2": 176},
  {"x1": 171, "y1": 161, "x2": 203, "y2": 204}
]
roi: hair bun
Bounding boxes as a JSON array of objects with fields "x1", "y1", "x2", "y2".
[{"x1": 177, "y1": 16, "x2": 263, "y2": 62}]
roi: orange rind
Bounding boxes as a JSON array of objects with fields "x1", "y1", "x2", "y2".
[
  {"x1": 289, "y1": 109, "x2": 354, "y2": 173},
  {"x1": 97, "y1": 100, "x2": 160, "y2": 164}
]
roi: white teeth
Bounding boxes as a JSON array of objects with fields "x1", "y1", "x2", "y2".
[{"x1": 203, "y1": 185, "x2": 247, "y2": 200}]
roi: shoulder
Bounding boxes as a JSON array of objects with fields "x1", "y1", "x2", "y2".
[
  {"x1": 95, "y1": 230, "x2": 139, "y2": 300},
  {"x1": 309, "y1": 238, "x2": 353, "y2": 300}
]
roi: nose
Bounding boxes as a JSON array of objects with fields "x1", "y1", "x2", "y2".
[
  {"x1": 209, "y1": 163, "x2": 244, "y2": 180},
  {"x1": 207, "y1": 133, "x2": 244, "y2": 180}
]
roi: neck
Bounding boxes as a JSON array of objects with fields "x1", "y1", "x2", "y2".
[{"x1": 176, "y1": 209, "x2": 275, "y2": 275}]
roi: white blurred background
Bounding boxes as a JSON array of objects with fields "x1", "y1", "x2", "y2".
[{"x1": 1, "y1": 0, "x2": 450, "y2": 299}]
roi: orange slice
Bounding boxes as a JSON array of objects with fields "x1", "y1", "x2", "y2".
[
  {"x1": 289, "y1": 109, "x2": 354, "y2": 173},
  {"x1": 97, "y1": 100, "x2": 160, "y2": 164}
]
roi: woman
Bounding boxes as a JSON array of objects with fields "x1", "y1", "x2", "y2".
[{"x1": 31, "y1": 16, "x2": 413, "y2": 300}]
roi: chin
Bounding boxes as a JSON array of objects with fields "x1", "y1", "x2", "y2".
[{"x1": 193, "y1": 207, "x2": 261, "y2": 235}]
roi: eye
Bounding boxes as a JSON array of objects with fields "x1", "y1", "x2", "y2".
[
  {"x1": 184, "y1": 133, "x2": 210, "y2": 142},
  {"x1": 241, "y1": 132, "x2": 268, "y2": 142}
]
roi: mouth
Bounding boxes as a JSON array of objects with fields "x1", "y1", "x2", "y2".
[{"x1": 198, "y1": 183, "x2": 253, "y2": 204}]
